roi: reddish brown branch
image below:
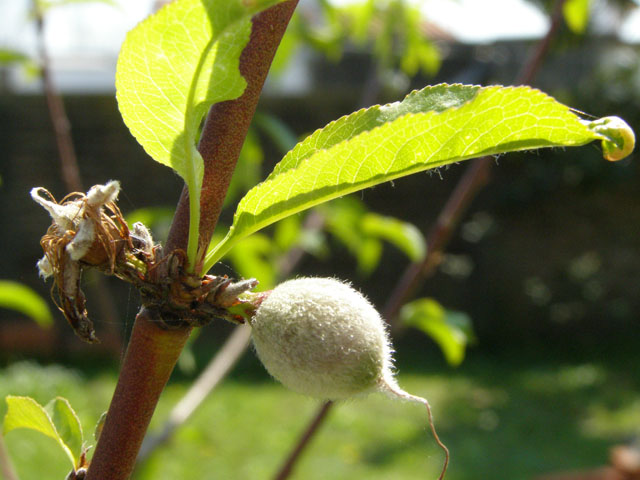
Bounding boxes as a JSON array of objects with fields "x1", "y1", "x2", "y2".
[
  {"x1": 85, "y1": 309, "x2": 191, "y2": 479},
  {"x1": 271, "y1": 2, "x2": 569, "y2": 479},
  {"x1": 86, "y1": 3, "x2": 298, "y2": 479},
  {"x1": 166, "y1": 0, "x2": 299, "y2": 271}
]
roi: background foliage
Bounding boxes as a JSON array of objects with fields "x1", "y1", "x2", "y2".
[{"x1": 0, "y1": 0, "x2": 638, "y2": 478}]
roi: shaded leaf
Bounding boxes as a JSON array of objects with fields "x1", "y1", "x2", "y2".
[
  {"x1": 361, "y1": 213, "x2": 426, "y2": 262},
  {"x1": 254, "y1": 112, "x2": 298, "y2": 154},
  {"x1": 228, "y1": 234, "x2": 276, "y2": 290},
  {"x1": 3, "y1": 396, "x2": 79, "y2": 469},
  {"x1": 400, "y1": 298, "x2": 474, "y2": 367},
  {"x1": 44, "y1": 397, "x2": 83, "y2": 467},
  {"x1": 0, "y1": 280, "x2": 53, "y2": 327}
]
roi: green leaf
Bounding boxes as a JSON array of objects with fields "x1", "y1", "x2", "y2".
[
  {"x1": 0, "y1": 49, "x2": 31, "y2": 65},
  {"x1": 400, "y1": 298, "x2": 474, "y2": 367},
  {"x1": 44, "y1": 398, "x2": 83, "y2": 467},
  {"x1": 3, "y1": 396, "x2": 81, "y2": 469},
  {"x1": 273, "y1": 214, "x2": 302, "y2": 252},
  {"x1": 228, "y1": 234, "x2": 276, "y2": 290},
  {"x1": 116, "y1": 0, "x2": 283, "y2": 269},
  {"x1": 360, "y1": 213, "x2": 426, "y2": 262},
  {"x1": 563, "y1": 0, "x2": 591, "y2": 34},
  {"x1": 254, "y1": 112, "x2": 299, "y2": 154},
  {"x1": 0, "y1": 280, "x2": 53, "y2": 327},
  {"x1": 203, "y1": 84, "x2": 634, "y2": 271},
  {"x1": 322, "y1": 198, "x2": 382, "y2": 275},
  {"x1": 94, "y1": 411, "x2": 107, "y2": 443}
]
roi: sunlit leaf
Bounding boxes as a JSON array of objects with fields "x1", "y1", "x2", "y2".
[
  {"x1": 44, "y1": 397, "x2": 83, "y2": 467},
  {"x1": 3, "y1": 396, "x2": 81, "y2": 469},
  {"x1": 204, "y1": 84, "x2": 633, "y2": 271},
  {"x1": 400, "y1": 298, "x2": 474, "y2": 367},
  {"x1": 0, "y1": 280, "x2": 53, "y2": 327},
  {"x1": 116, "y1": 0, "x2": 283, "y2": 267},
  {"x1": 563, "y1": 0, "x2": 591, "y2": 34}
]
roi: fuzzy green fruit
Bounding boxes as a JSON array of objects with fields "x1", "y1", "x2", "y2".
[
  {"x1": 250, "y1": 277, "x2": 393, "y2": 399},
  {"x1": 249, "y1": 276, "x2": 449, "y2": 479}
]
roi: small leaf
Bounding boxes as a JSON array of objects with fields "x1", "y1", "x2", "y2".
[
  {"x1": 400, "y1": 298, "x2": 474, "y2": 367},
  {"x1": 204, "y1": 84, "x2": 634, "y2": 271},
  {"x1": 116, "y1": 0, "x2": 283, "y2": 267},
  {"x1": 126, "y1": 206, "x2": 174, "y2": 242},
  {"x1": 587, "y1": 116, "x2": 635, "y2": 162},
  {"x1": 360, "y1": 213, "x2": 426, "y2": 262},
  {"x1": 94, "y1": 412, "x2": 107, "y2": 443},
  {"x1": 563, "y1": 0, "x2": 591, "y2": 34},
  {"x1": 44, "y1": 397, "x2": 83, "y2": 467},
  {"x1": 3, "y1": 396, "x2": 78, "y2": 469},
  {"x1": 0, "y1": 280, "x2": 53, "y2": 327}
]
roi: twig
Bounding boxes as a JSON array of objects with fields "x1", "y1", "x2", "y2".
[
  {"x1": 0, "y1": 434, "x2": 20, "y2": 480},
  {"x1": 86, "y1": 3, "x2": 298, "y2": 479},
  {"x1": 271, "y1": 2, "x2": 569, "y2": 478}
]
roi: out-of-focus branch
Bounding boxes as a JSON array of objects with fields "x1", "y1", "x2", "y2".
[
  {"x1": 35, "y1": 12, "x2": 82, "y2": 193},
  {"x1": 271, "y1": 2, "x2": 569, "y2": 479}
]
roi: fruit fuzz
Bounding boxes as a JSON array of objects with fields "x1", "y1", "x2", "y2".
[{"x1": 250, "y1": 277, "x2": 449, "y2": 479}]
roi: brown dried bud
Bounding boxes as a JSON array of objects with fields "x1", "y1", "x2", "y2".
[{"x1": 32, "y1": 181, "x2": 131, "y2": 342}]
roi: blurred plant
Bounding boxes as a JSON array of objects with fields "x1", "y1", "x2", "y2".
[
  {"x1": 274, "y1": 0, "x2": 441, "y2": 77},
  {"x1": 0, "y1": 281, "x2": 53, "y2": 328}
]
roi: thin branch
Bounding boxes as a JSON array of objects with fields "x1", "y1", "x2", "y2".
[
  {"x1": 86, "y1": 3, "x2": 299, "y2": 479},
  {"x1": 271, "y1": 2, "x2": 569, "y2": 478}
]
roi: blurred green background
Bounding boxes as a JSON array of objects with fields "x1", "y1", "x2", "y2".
[{"x1": 0, "y1": 0, "x2": 639, "y2": 479}]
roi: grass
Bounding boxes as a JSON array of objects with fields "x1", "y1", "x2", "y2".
[{"x1": 1, "y1": 347, "x2": 639, "y2": 480}]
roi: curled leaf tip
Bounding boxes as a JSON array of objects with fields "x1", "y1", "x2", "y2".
[{"x1": 587, "y1": 116, "x2": 635, "y2": 162}]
